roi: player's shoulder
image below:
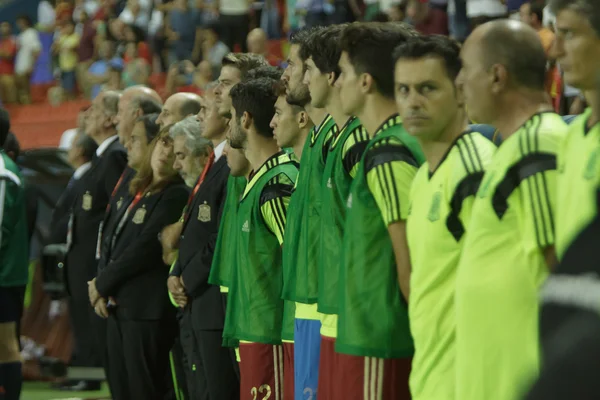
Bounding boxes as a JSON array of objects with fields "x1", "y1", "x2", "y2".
[
  {"x1": 260, "y1": 170, "x2": 296, "y2": 206},
  {"x1": 516, "y1": 112, "x2": 568, "y2": 156},
  {"x1": 341, "y1": 125, "x2": 370, "y2": 157},
  {"x1": 364, "y1": 134, "x2": 420, "y2": 173},
  {"x1": 449, "y1": 131, "x2": 496, "y2": 174}
]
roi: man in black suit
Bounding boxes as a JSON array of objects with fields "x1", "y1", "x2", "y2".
[
  {"x1": 166, "y1": 103, "x2": 239, "y2": 399},
  {"x1": 63, "y1": 90, "x2": 127, "y2": 391},
  {"x1": 157, "y1": 92, "x2": 203, "y2": 129}
]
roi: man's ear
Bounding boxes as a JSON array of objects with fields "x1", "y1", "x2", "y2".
[
  {"x1": 241, "y1": 111, "x2": 252, "y2": 130},
  {"x1": 360, "y1": 72, "x2": 373, "y2": 95},
  {"x1": 327, "y1": 71, "x2": 337, "y2": 87},
  {"x1": 297, "y1": 110, "x2": 309, "y2": 129},
  {"x1": 490, "y1": 63, "x2": 509, "y2": 95}
]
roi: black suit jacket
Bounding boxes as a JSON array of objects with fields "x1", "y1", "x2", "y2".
[
  {"x1": 65, "y1": 138, "x2": 128, "y2": 297},
  {"x1": 95, "y1": 180, "x2": 189, "y2": 320},
  {"x1": 171, "y1": 156, "x2": 230, "y2": 330}
]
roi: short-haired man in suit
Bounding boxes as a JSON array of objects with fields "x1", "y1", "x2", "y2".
[
  {"x1": 157, "y1": 93, "x2": 203, "y2": 129},
  {"x1": 63, "y1": 90, "x2": 128, "y2": 391}
]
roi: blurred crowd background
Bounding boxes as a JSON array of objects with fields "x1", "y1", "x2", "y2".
[{"x1": 0, "y1": 0, "x2": 584, "y2": 117}]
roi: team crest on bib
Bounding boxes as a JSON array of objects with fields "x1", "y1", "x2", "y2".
[
  {"x1": 428, "y1": 191, "x2": 442, "y2": 222},
  {"x1": 82, "y1": 192, "x2": 93, "y2": 211},
  {"x1": 132, "y1": 206, "x2": 147, "y2": 224},
  {"x1": 116, "y1": 197, "x2": 123, "y2": 210},
  {"x1": 198, "y1": 202, "x2": 211, "y2": 222}
]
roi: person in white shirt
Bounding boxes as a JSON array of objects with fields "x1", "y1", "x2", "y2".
[
  {"x1": 467, "y1": 0, "x2": 507, "y2": 27},
  {"x1": 37, "y1": 0, "x2": 57, "y2": 32},
  {"x1": 15, "y1": 15, "x2": 41, "y2": 104}
]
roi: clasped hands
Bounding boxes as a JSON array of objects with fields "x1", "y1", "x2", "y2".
[{"x1": 88, "y1": 278, "x2": 116, "y2": 319}]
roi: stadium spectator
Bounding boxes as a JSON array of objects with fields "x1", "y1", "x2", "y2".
[
  {"x1": 87, "y1": 40, "x2": 116, "y2": 99},
  {"x1": 520, "y1": 1, "x2": 555, "y2": 53},
  {"x1": 37, "y1": 0, "x2": 57, "y2": 32},
  {"x1": 15, "y1": 15, "x2": 41, "y2": 104},
  {"x1": 407, "y1": 0, "x2": 449, "y2": 35},
  {"x1": 219, "y1": 0, "x2": 251, "y2": 52},
  {"x1": 199, "y1": 23, "x2": 230, "y2": 78},
  {"x1": 467, "y1": 0, "x2": 507, "y2": 27},
  {"x1": 247, "y1": 28, "x2": 282, "y2": 66},
  {"x1": 53, "y1": 20, "x2": 80, "y2": 100},
  {"x1": 76, "y1": 11, "x2": 97, "y2": 98},
  {"x1": 123, "y1": 24, "x2": 151, "y2": 65},
  {"x1": 166, "y1": 0, "x2": 198, "y2": 64},
  {"x1": 0, "y1": 22, "x2": 17, "y2": 104}
]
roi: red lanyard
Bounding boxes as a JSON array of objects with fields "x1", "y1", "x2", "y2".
[
  {"x1": 106, "y1": 170, "x2": 128, "y2": 214},
  {"x1": 110, "y1": 189, "x2": 146, "y2": 251},
  {"x1": 183, "y1": 152, "x2": 215, "y2": 224}
]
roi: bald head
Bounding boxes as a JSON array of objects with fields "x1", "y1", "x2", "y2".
[
  {"x1": 116, "y1": 85, "x2": 163, "y2": 145},
  {"x1": 470, "y1": 20, "x2": 547, "y2": 90},
  {"x1": 247, "y1": 28, "x2": 268, "y2": 55},
  {"x1": 157, "y1": 93, "x2": 202, "y2": 128}
]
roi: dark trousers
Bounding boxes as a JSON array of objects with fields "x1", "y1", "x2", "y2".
[
  {"x1": 219, "y1": 13, "x2": 250, "y2": 52},
  {"x1": 68, "y1": 293, "x2": 106, "y2": 368},
  {"x1": 178, "y1": 310, "x2": 207, "y2": 399},
  {"x1": 170, "y1": 334, "x2": 191, "y2": 400},
  {"x1": 106, "y1": 316, "x2": 176, "y2": 400}
]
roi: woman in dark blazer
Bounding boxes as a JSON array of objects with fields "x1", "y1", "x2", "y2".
[{"x1": 88, "y1": 133, "x2": 189, "y2": 400}]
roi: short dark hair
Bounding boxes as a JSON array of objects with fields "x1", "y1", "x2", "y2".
[
  {"x1": 132, "y1": 96, "x2": 162, "y2": 116},
  {"x1": 480, "y1": 22, "x2": 547, "y2": 90},
  {"x1": 339, "y1": 22, "x2": 418, "y2": 98},
  {"x1": 290, "y1": 26, "x2": 325, "y2": 47},
  {"x1": 136, "y1": 113, "x2": 161, "y2": 142},
  {"x1": 0, "y1": 108, "x2": 10, "y2": 147},
  {"x1": 179, "y1": 98, "x2": 202, "y2": 118},
  {"x1": 300, "y1": 24, "x2": 346, "y2": 78},
  {"x1": 245, "y1": 65, "x2": 284, "y2": 81},
  {"x1": 393, "y1": 35, "x2": 462, "y2": 81},
  {"x1": 222, "y1": 53, "x2": 269, "y2": 81},
  {"x1": 3, "y1": 133, "x2": 20, "y2": 159},
  {"x1": 230, "y1": 78, "x2": 278, "y2": 138},
  {"x1": 528, "y1": 2, "x2": 545, "y2": 22},
  {"x1": 16, "y1": 15, "x2": 32, "y2": 27},
  {"x1": 549, "y1": 0, "x2": 600, "y2": 36},
  {"x1": 75, "y1": 133, "x2": 98, "y2": 162}
]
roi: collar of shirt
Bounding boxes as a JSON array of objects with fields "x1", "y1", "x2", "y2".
[
  {"x1": 96, "y1": 135, "x2": 119, "y2": 157},
  {"x1": 214, "y1": 140, "x2": 226, "y2": 161},
  {"x1": 73, "y1": 162, "x2": 92, "y2": 180}
]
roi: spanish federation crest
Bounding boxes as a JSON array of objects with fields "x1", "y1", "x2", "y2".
[
  {"x1": 428, "y1": 191, "x2": 442, "y2": 222},
  {"x1": 132, "y1": 206, "x2": 147, "y2": 224},
  {"x1": 198, "y1": 202, "x2": 211, "y2": 222},
  {"x1": 82, "y1": 192, "x2": 93, "y2": 211}
]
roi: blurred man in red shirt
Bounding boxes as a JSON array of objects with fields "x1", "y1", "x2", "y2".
[
  {"x1": 408, "y1": 0, "x2": 449, "y2": 35},
  {"x1": 0, "y1": 22, "x2": 17, "y2": 104}
]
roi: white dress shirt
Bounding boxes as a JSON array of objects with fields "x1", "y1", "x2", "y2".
[
  {"x1": 214, "y1": 140, "x2": 226, "y2": 162},
  {"x1": 96, "y1": 135, "x2": 119, "y2": 157}
]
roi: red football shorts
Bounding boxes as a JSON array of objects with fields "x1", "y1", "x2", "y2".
[
  {"x1": 318, "y1": 335, "x2": 412, "y2": 400},
  {"x1": 283, "y1": 342, "x2": 295, "y2": 400},
  {"x1": 239, "y1": 342, "x2": 284, "y2": 400}
]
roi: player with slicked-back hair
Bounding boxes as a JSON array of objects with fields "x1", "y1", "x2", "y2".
[
  {"x1": 334, "y1": 21, "x2": 424, "y2": 400},
  {"x1": 224, "y1": 76, "x2": 300, "y2": 400},
  {"x1": 393, "y1": 34, "x2": 496, "y2": 400},
  {"x1": 246, "y1": 65, "x2": 284, "y2": 81},
  {"x1": 454, "y1": 19, "x2": 568, "y2": 400}
]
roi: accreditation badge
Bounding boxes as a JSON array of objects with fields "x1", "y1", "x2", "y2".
[
  {"x1": 198, "y1": 202, "x2": 211, "y2": 222},
  {"x1": 132, "y1": 206, "x2": 147, "y2": 224},
  {"x1": 82, "y1": 192, "x2": 93, "y2": 211}
]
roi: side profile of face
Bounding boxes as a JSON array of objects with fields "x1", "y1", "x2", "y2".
[
  {"x1": 173, "y1": 135, "x2": 205, "y2": 187},
  {"x1": 223, "y1": 140, "x2": 250, "y2": 177},
  {"x1": 455, "y1": 32, "x2": 496, "y2": 124},
  {"x1": 304, "y1": 57, "x2": 330, "y2": 109},
  {"x1": 270, "y1": 96, "x2": 301, "y2": 149},
  {"x1": 214, "y1": 65, "x2": 242, "y2": 116},
  {"x1": 228, "y1": 106, "x2": 247, "y2": 149},
  {"x1": 127, "y1": 121, "x2": 149, "y2": 170},
  {"x1": 282, "y1": 44, "x2": 311, "y2": 105},
  {"x1": 554, "y1": 8, "x2": 600, "y2": 91},
  {"x1": 336, "y1": 51, "x2": 365, "y2": 117},
  {"x1": 115, "y1": 93, "x2": 136, "y2": 145},
  {"x1": 394, "y1": 56, "x2": 461, "y2": 141},
  {"x1": 203, "y1": 103, "x2": 228, "y2": 141},
  {"x1": 157, "y1": 95, "x2": 183, "y2": 128},
  {"x1": 151, "y1": 136, "x2": 176, "y2": 179},
  {"x1": 86, "y1": 92, "x2": 110, "y2": 140}
]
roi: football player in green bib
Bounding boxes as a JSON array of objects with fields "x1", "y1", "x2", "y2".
[
  {"x1": 335, "y1": 22, "x2": 423, "y2": 400},
  {"x1": 270, "y1": 81, "x2": 314, "y2": 399},
  {"x1": 224, "y1": 77, "x2": 299, "y2": 400},
  {"x1": 393, "y1": 35, "x2": 496, "y2": 400},
  {"x1": 551, "y1": 0, "x2": 600, "y2": 259},
  {"x1": 455, "y1": 20, "x2": 567, "y2": 400}
]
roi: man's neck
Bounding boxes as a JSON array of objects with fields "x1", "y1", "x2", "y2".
[
  {"x1": 306, "y1": 104, "x2": 328, "y2": 129},
  {"x1": 326, "y1": 91, "x2": 352, "y2": 131},
  {"x1": 360, "y1": 95, "x2": 398, "y2": 137},
  {"x1": 94, "y1": 131, "x2": 116, "y2": 146},
  {"x1": 492, "y1": 91, "x2": 551, "y2": 141},
  {"x1": 421, "y1": 111, "x2": 468, "y2": 173},
  {"x1": 245, "y1": 130, "x2": 280, "y2": 173},
  {"x1": 293, "y1": 127, "x2": 311, "y2": 161},
  {"x1": 211, "y1": 131, "x2": 227, "y2": 147}
]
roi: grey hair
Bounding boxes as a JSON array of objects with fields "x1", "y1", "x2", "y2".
[
  {"x1": 549, "y1": 0, "x2": 600, "y2": 36},
  {"x1": 169, "y1": 116, "x2": 213, "y2": 157}
]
